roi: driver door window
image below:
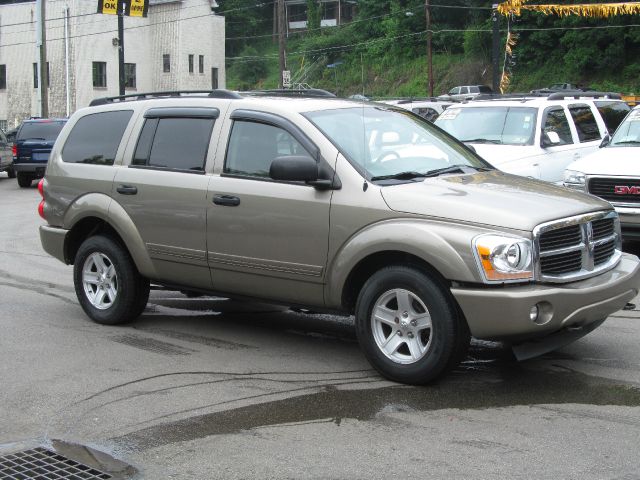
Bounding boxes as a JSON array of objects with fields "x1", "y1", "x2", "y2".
[{"x1": 225, "y1": 121, "x2": 311, "y2": 178}]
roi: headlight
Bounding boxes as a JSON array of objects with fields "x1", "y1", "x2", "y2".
[
  {"x1": 564, "y1": 169, "x2": 586, "y2": 187},
  {"x1": 473, "y1": 234, "x2": 533, "y2": 282}
]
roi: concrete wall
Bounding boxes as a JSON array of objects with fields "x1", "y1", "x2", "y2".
[{"x1": 0, "y1": 0, "x2": 225, "y2": 129}]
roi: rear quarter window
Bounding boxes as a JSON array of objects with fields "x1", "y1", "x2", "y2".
[{"x1": 62, "y1": 111, "x2": 133, "y2": 165}]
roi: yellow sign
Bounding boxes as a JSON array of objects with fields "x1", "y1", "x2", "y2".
[
  {"x1": 97, "y1": 0, "x2": 119, "y2": 15},
  {"x1": 97, "y1": 0, "x2": 149, "y2": 17},
  {"x1": 128, "y1": 0, "x2": 149, "y2": 17}
]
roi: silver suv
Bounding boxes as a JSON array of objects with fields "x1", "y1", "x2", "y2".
[{"x1": 38, "y1": 90, "x2": 640, "y2": 385}]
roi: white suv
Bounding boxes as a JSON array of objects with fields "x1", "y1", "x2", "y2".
[
  {"x1": 564, "y1": 105, "x2": 640, "y2": 241},
  {"x1": 379, "y1": 98, "x2": 455, "y2": 122},
  {"x1": 435, "y1": 94, "x2": 628, "y2": 183}
]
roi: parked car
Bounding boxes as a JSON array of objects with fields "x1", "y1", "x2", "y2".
[
  {"x1": 379, "y1": 98, "x2": 455, "y2": 122},
  {"x1": 0, "y1": 130, "x2": 15, "y2": 179},
  {"x1": 434, "y1": 93, "x2": 626, "y2": 183},
  {"x1": 564, "y1": 105, "x2": 640, "y2": 241},
  {"x1": 38, "y1": 90, "x2": 640, "y2": 385},
  {"x1": 13, "y1": 118, "x2": 67, "y2": 187},
  {"x1": 438, "y1": 85, "x2": 493, "y2": 102},
  {"x1": 530, "y1": 83, "x2": 586, "y2": 94}
]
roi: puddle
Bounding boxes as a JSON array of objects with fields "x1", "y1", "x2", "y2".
[{"x1": 114, "y1": 363, "x2": 640, "y2": 449}]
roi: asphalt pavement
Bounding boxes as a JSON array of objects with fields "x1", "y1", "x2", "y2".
[{"x1": 1, "y1": 173, "x2": 639, "y2": 479}]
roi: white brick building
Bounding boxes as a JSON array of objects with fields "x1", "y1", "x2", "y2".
[{"x1": 0, "y1": 0, "x2": 225, "y2": 130}]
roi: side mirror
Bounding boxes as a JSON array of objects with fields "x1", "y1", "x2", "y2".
[
  {"x1": 599, "y1": 134, "x2": 611, "y2": 148},
  {"x1": 270, "y1": 155, "x2": 318, "y2": 182},
  {"x1": 542, "y1": 131, "x2": 561, "y2": 148}
]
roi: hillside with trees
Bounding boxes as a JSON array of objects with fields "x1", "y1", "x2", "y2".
[{"x1": 220, "y1": 0, "x2": 640, "y2": 97}]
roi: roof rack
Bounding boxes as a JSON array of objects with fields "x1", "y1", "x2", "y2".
[
  {"x1": 244, "y1": 88, "x2": 336, "y2": 98},
  {"x1": 89, "y1": 89, "x2": 242, "y2": 106},
  {"x1": 546, "y1": 91, "x2": 621, "y2": 100}
]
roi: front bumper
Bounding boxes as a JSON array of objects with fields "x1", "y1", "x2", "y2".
[
  {"x1": 39, "y1": 225, "x2": 69, "y2": 264},
  {"x1": 451, "y1": 253, "x2": 640, "y2": 341}
]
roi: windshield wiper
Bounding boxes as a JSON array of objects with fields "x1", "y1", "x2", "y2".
[
  {"x1": 461, "y1": 138, "x2": 502, "y2": 144},
  {"x1": 612, "y1": 140, "x2": 640, "y2": 145},
  {"x1": 423, "y1": 164, "x2": 491, "y2": 177},
  {"x1": 370, "y1": 171, "x2": 428, "y2": 181}
]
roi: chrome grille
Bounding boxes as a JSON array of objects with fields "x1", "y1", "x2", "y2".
[{"x1": 534, "y1": 211, "x2": 621, "y2": 283}]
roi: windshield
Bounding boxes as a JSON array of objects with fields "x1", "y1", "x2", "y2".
[
  {"x1": 304, "y1": 107, "x2": 491, "y2": 181},
  {"x1": 17, "y1": 121, "x2": 66, "y2": 141},
  {"x1": 610, "y1": 109, "x2": 640, "y2": 147},
  {"x1": 435, "y1": 106, "x2": 537, "y2": 146}
]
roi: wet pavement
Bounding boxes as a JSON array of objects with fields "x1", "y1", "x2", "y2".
[{"x1": 1, "y1": 176, "x2": 640, "y2": 479}]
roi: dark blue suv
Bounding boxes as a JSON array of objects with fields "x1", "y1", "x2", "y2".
[{"x1": 13, "y1": 118, "x2": 67, "y2": 188}]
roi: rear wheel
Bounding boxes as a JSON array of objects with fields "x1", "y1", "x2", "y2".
[
  {"x1": 17, "y1": 172, "x2": 32, "y2": 188},
  {"x1": 73, "y1": 235, "x2": 149, "y2": 325},
  {"x1": 7, "y1": 167, "x2": 16, "y2": 179},
  {"x1": 355, "y1": 265, "x2": 469, "y2": 385}
]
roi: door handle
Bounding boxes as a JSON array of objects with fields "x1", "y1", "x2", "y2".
[
  {"x1": 213, "y1": 194, "x2": 240, "y2": 206},
  {"x1": 116, "y1": 185, "x2": 138, "y2": 195}
]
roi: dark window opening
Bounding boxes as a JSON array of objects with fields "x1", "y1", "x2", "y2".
[
  {"x1": 124, "y1": 63, "x2": 136, "y2": 89},
  {"x1": 199, "y1": 55, "x2": 204, "y2": 74},
  {"x1": 188, "y1": 54, "x2": 194, "y2": 74},
  {"x1": 0, "y1": 65, "x2": 6, "y2": 90},
  {"x1": 163, "y1": 54, "x2": 171, "y2": 73},
  {"x1": 32, "y1": 62, "x2": 50, "y2": 88},
  {"x1": 92, "y1": 61, "x2": 107, "y2": 88},
  {"x1": 211, "y1": 67, "x2": 219, "y2": 89}
]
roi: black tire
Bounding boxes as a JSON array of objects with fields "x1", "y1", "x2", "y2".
[
  {"x1": 355, "y1": 265, "x2": 470, "y2": 385},
  {"x1": 73, "y1": 235, "x2": 150, "y2": 325},
  {"x1": 17, "y1": 172, "x2": 32, "y2": 188},
  {"x1": 7, "y1": 167, "x2": 16, "y2": 179}
]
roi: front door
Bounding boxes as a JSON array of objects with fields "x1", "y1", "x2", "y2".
[{"x1": 207, "y1": 115, "x2": 332, "y2": 306}]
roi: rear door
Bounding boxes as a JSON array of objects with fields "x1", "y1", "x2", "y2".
[
  {"x1": 567, "y1": 103, "x2": 606, "y2": 162},
  {"x1": 112, "y1": 106, "x2": 222, "y2": 289}
]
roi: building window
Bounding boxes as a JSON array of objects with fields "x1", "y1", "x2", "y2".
[
  {"x1": 124, "y1": 63, "x2": 136, "y2": 89},
  {"x1": 92, "y1": 62, "x2": 107, "y2": 88},
  {"x1": 0, "y1": 120, "x2": 7, "y2": 132},
  {"x1": 0, "y1": 65, "x2": 6, "y2": 90},
  {"x1": 199, "y1": 55, "x2": 204, "y2": 74},
  {"x1": 163, "y1": 54, "x2": 171, "y2": 73},
  {"x1": 32, "y1": 62, "x2": 50, "y2": 88},
  {"x1": 211, "y1": 67, "x2": 218, "y2": 89},
  {"x1": 188, "y1": 54, "x2": 194, "y2": 74}
]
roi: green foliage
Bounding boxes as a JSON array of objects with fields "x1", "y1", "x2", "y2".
[
  {"x1": 306, "y1": 0, "x2": 321, "y2": 32},
  {"x1": 228, "y1": 46, "x2": 269, "y2": 90}
]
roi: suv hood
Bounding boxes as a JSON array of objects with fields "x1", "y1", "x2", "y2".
[
  {"x1": 567, "y1": 146, "x2": 640, "y2": 176},
  {"x1": 380, "y1": 170, "x2": 611, "y2": 232}
]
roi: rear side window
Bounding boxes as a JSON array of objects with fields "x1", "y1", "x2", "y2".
[
  {"x1": 18, "y1": 121, "x2": 66, "y2": 141},
  {"x1": 132, "y1": 117, "x2": 214, "y2": 171},
  {"x1": 569, "y1": 105, "x2": 601, "y2": 142},
  {"x1": 595, "y1": 101, "x2": 631, "y2": 134},
  {"x1": 62, "y1": 111, "x2": 132, "y2": 164}
]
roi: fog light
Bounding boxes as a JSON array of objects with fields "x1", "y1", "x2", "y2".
[{"x1": 529, "y1": 305, "x2": 539, "y2": 322}]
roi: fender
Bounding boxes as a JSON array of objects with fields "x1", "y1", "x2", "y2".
[
  {"x1": 63, "y1": 192, "x2": 157, "y2": 279},
  {"x1": 324, "y1": 218, "x2": 486, "y2": 309}
]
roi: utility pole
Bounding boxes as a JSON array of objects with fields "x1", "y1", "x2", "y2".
[
  {"x1": 492, "y1": 4, "x2": 500, "y2": 93},
  {"x1": 36, "y1": 0, "x2": 48, "y2": 118},
  {"x1": 118, "y1": 2, "x2": 126, "y2": 96},
  {"x1": 425, "y1": 0, "x2": 433, "y2": 97},
  {"x1": 277, "y1": 0, "x2": 286, "y2": 88}
]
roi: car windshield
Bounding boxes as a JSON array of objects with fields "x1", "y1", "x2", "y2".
[
  {"x1": 304, "y1": 106, "x2": 491, "y2": 181},
  {"x1": 609, "y1": 109, "x2": 640, "y2": 147},
  {"x1": 17, "y1": 121, "x2": 66, "y2": 141},
  {"x1": 435, "y1": 106, "x2": 537, "y2": 146}
]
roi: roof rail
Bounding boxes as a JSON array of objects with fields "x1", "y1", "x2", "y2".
[
  {"x1": 89, "y1": 89, "x2": 242, "y2": 106},
  {"x1": 244, "y1": 88, "x2": 336, "y2": 98},
  {"x1": 472, "y1": 92, "x2": 550, "y2": 102},
  {"x1": 546, "y1": 91, "x2": 622, "y2": 100}
]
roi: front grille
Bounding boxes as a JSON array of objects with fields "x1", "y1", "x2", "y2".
[
  {"x1": 535, "y1": 211, "x2": 620, "y2": 282},
  {"x1": 588, "y1": 177, "x2": 640, "y2": 203}
]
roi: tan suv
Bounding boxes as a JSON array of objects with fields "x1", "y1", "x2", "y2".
[{"x1": 38, "y1": 90, "x2": 640, "y2": 384}]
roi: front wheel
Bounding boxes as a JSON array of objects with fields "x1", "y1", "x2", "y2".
[
  {"x1": 355, "y1": 266, "x2": 469, "y2": 385},
  {"x1": 73, "y1": 235, "x2": 150, "y2": 325}
]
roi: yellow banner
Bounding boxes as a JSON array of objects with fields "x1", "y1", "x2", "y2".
[
  {"x1": 97, "y1": 0, "x2": 119, "y2": 15},
  {"x1": 498, "y1": 1, "x2": 640, "y2": 17},
  {"x1": 128, "y1": 0, "x2": 149, "y2": 17}
]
